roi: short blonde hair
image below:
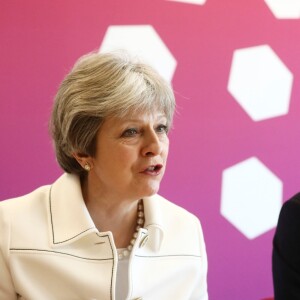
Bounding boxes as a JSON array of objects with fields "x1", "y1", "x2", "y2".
[{"x1": 50, "y1": 51, "x2": 176, "y2": 175}]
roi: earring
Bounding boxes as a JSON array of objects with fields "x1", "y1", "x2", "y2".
[{"x1": 83, "y1": 163, "x2": 91, "y2": 172}]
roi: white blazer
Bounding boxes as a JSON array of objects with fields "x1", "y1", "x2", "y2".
[{"x1": 0, "y1": 173, "x2": 208, "y2": 300}]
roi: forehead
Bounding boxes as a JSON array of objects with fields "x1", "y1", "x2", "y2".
[
  {"x1": 101, "y1": 110, "x2": 166, "y2": 129},
  {"x1": 113, "y1": 107, "x2": 166, "y2": 121},
  {"x1": 123, "y1": 108, "x2": 166, "y2": 121}
]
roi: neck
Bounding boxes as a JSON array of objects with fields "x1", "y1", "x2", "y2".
[{"x1": 81, "y1": 175, "x2": 140, "y2": 248}]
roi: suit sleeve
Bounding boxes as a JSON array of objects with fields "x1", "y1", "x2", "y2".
[
  {"x1": 272, "y1": 194, "x2": 300, "y2": 300},
  {"x1": 0, "y1": 204, "x2": 18, "y2": 299},
  {"x1": 190, "y1": 217, "x2": 208, "y2": 300}
]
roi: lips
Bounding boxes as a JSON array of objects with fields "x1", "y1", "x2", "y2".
[{"x1": 141, "y1": 164, "x2": 163, "y2": 175}]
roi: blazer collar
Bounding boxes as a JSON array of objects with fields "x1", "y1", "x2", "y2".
[
  {"x1": 143, "y1": 195, "x2": 164, "y2": 251},
  {"x1": 49, "y1": 173, "x2": 97, "y2": 247},
  {"x1": 49, "y1": 173, "x2": 164, "y2": 250}
]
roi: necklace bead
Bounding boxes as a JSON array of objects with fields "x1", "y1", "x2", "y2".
[{"x1": 137, "y1": 218, "x2": 144, "y2": 225}]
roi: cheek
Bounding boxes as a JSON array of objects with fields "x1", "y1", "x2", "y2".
[
  {"x1": 116, "y1": 148, "x2": 138, "y2": 165},
  {"x1": 163, "y1": 139, "x2": 169, "y2": 158}
]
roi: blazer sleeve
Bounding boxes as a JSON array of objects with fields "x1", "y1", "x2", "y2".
[
  {"x1": 0, "y1": 203, "x2": 18, "y2": 299},
  {"x1": 190, "y1": 217, "x2": 208, "y2": 300},
  {"x1": 272, "y1": 193, "x2": 300, "y2": 300}
]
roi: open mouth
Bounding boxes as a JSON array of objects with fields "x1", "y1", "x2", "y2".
[{"x1": 143, "y1": 164, "x2": 163, "y2": 174}]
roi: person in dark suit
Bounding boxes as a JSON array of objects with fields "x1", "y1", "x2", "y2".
[{"x1": 272, "y1": 193, "x2": 300, "y2": 299}]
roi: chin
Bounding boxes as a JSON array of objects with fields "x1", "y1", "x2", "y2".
[{"x1": 141, "y1": 184, "x2": 160, "y2": 197}]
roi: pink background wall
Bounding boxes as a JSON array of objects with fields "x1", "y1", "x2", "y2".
[{"x1": 1, "y1": 1, "x2": 300, "y2": 299}]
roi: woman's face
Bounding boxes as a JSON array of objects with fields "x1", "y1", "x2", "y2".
[{"x1": 87, "y1": 110, "x2": 170, "y2": 201}]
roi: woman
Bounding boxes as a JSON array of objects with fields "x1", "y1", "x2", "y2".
[{"x1": 0, "y1": 51, "x2": 208, "y2": 299}]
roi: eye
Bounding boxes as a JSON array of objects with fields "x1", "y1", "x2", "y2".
[
  {"x1": 121, "y1": 128, "x2": 139, "y2": 138},
  {"x1": 156, "y1": 124, "x2": 169, "y2": 134}
]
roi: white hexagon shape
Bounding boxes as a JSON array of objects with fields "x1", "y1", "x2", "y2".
[
  {"x1": 228, "y1": 45, "x2": 293, "y2": 121},
  {"x1": 167, "y1": 0, "x2": 206, "y2": 5},
  {"x1": 99, "y1": 25, "x2": 177, "y2": 82},
  {"x1": 265, "y1": 0, "x2": 300, "y2": 19},
  {"x1": 221, "y1": 157, "x2": 282, "y2": 239}
]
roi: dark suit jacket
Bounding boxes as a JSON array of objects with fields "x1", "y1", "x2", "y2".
[{"x1": 273, "y1": 193, "x2": 300, "y2": 299}]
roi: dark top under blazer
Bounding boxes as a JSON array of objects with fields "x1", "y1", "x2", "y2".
[{"x1": 273, "y1": 193, "x2": 300, "y2": 300}]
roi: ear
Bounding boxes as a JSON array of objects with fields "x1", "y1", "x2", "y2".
[{"x1": 72, "y1": 152, "x2": 93, "y2": 171}]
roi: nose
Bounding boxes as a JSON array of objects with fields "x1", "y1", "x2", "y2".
[{"x1": 141, "y1": 130, "x2": 163, "y2": 157}]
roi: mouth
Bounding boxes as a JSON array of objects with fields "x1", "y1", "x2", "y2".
[{"x1": 141, "y1": 164, "x2": 163, "y2": 175}]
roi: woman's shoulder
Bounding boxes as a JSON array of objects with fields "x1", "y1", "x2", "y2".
[
  {"x1": 148, "y1": 194, "x2": 203, "y2": 236},
  {"x1": 0, "y1": 185, "x2": 51, "y2": 214},
  {"x1": 0, "y1": 174, "x2": 71, "y2": 213},
  {"x1": 152, "y1": 194, "x2": 199, "y2": 220},
  {"x1": 148, "y1": 194, "x2": 206, "y2": 256}
]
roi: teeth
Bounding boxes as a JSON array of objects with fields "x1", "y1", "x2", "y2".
[{"x1": 147, "y1": 166, "x2": 155, "y2": 171}]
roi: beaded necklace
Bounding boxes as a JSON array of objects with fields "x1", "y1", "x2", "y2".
[{"x1": 118, "y1": 199, "x2": 144, "y2": 260}]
